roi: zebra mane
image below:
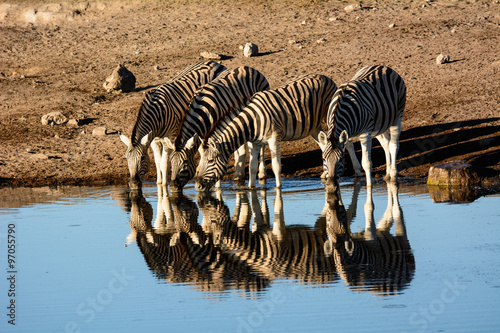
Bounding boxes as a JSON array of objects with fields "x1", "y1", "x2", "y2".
[
  {"x1": 327, "y1": 84, "x2": 348, "y2": 140},
  {"x1": 131, "y1": 90, "x2": 156, "y2": 145}
]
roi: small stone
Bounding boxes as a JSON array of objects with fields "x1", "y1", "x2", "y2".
[
  {"x1": 103, "y1": 64, "x2": 136, "y2": 93},
  {"x1": 92, "y1": 126, "x2": 107, "y2": 136},
  {"x1": 200, "y1": 51, "x2": 222, "y2": 60},
  {"x1": 153, "y1": 65, "x2": 160, "y2": 70},
  {"x1": 243, "y1": 43, "x2": 258, "y2": 57},
  {"x1": 239, "y1": 44, "x2": 244, "y2": 50},
  {"x1": 30, "y1": 153, "x2": 49, "y2": 160},
  {"x1": 41, "y1": 111, "x2": 67, "y2": 125},
  {"x1": 329, "y1": 17, "x2": 338, "y2": 21},
  {"x1": 388, "y1": 23, "x2": 396, "y2": 28},
  {"x1": 344, "y1": 4, "x2": 362, "y2": 13},
  {"x1": 316, "y1": 38, "x2": 327, "y2": 44},
  {"x1": 436, "y1": 54, "x2": 450, "y2": 64},
  {"x1": 67, "y1": 119, "x2": 82, "y2": 127}
]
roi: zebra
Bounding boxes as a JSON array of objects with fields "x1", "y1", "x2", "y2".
[
  {"x1": 195, "y1": 73, "x2": 337, "y2": 191},
  {"x1": 318, "y1": 65, "x2": 406, "y2": 193},
  {"x1": 324, "y1": 183, "x2": 415, "y2": 296},
  {"x1": 165, "y1": 66, "x2": 270, "y2": 190},
  {"x1": 119, "y1": 61, "x2": 226, "y2": 190}
]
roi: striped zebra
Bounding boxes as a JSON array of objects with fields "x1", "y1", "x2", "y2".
[
  {"x1": 165, "y1": 66, "x2": 270, "y2": 189},
  {"x1": 318, "y1": 65, "x2": 406, "y2": 192},
  {"x1": 195, "y1": 74, "x2": 337, "y2": 191},
  {"x1": 324, "y1": 183, "x2": 415, "y2": 296},
  {"x1": 119, "y1": 61, "x2": 226, "y2": 190}
]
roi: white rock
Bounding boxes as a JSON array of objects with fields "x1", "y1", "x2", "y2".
[
  {"x1": 344, "y1": 4, "x2": 362, "y2": 13},
  {"x1": 436, "y1": 54, "x2": 450, "y2": 64},
  {"x1": 92, "y1": 126, "x2": 107, "y2": 136},
  {"x1": 200, "y1": 51, "x2": 221, "y2": 60},
  {"x1": 243, "y1": 43, "x2": 258, "y2": 57},
  {"x1": 41, "y1": 112, "x2": 67, "y2": 125},
  {"x1": 30, "y1": 153, "x2": 49, "y2": 160},
  {"x1": 67, "y1": 119, "x2": 81, "y2": 127}
]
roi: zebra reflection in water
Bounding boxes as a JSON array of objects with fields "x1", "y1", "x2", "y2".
[
  {"x1": 124, "y1": 183, "x2": 414, "y2": 295},
  {"x1": 197, "y1": 189, "x2": 337, "y2": 285},
  {"x1": 126, "y1": 187, "x2": 269, "y2": 293},
  {"x1": 324, "y1": 183, "x2": 415, "y2": 296}
]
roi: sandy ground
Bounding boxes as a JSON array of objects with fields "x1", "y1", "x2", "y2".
[{"x1": 0, "y1": 0, "x2": 499, "y2": 190}]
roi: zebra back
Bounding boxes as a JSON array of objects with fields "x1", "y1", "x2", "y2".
[
  {"x1": 327, "y1": 65, "x2": 406, "y2": 140},
  {"x1": 175, "y1": 66, "x2": 270, "y2": 149},
  {"x1": 207, "y1": 73, "x2": 337, "y2": 157},
  {"x1": 130, "y1": 61, "x2": 226, "y2": 145}
]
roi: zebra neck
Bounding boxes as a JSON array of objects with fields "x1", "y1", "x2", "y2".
[{"x1": 212, "y1": 113, "x2": 255, "y2": 159}]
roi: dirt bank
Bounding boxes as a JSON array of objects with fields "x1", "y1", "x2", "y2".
[{"x1": 1, "y1": 0, "x2": 499, "y2": 189}]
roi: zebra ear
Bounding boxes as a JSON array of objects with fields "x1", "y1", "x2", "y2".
[
  {"x1": 318, "y1": 131, "x2": 328, "y2": 150},
  {"x1": 164, "y1": 137, "x2": 175, "y2": 151},
  {"x1": 339, "y1": 130, "x2": 349, "y2": 145},
  {"x1": 140, "y1": 132, "x2": 153, "y2": 146},
  {"x1": 185, "y1": 134, "x2": 200, "y2": 150},
  {"x1": 120, "y1": 134, "x2": 131, "y2": 146}
]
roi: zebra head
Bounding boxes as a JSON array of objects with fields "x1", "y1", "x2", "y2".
[
  {"x1": 120, "y1": 132, "x2": 152, "y2": 190},
  {"x1": 319, "y1": 130, "x2": 348, "y2": 193},
  {"x1": 167, "y1": 135, "x2": 201, "y2": 191},
  {"x1": 195, "y1": 139, "x2": 228, "y2": 192}
]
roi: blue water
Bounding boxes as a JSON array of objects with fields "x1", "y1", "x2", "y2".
[{"x1": 0, "y1": 179, "x2": 499, "y2": 333}]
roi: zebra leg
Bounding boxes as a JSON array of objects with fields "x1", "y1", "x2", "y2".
[
  {"x1": 248, "y1": 142, "x2": 262, "y2": 188},
  {"x1": 345, "y1": 140, "x2": 363, "y2": 177},
  {"x1": 258, "y1": 145, "x2": 267, "y2": 180},
  {"x1": 233, "y1": 144, "x2": 248, "y2": 182},
  {"x1": 161, "y1": 139, "x2": 172, "y2": 186},
  {"x1": 359, "y1": 133, "x2": 373, "y2": 187},
  {"x1": 375, "y1": 132, "x2": 391, "y2": 181},
  {"x1": 151, "y1": 138, "x2": 163, "y2": 185},
  {"x1": 268, "y1": 137, "x2": 282, "y2": 188},
  {"x1": 388, "y1": 118, "x2": 402, "y2": 182}
]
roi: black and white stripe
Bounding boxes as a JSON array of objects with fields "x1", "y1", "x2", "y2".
[
  {"x1": 166, "y1": 66, "x2": 269, "y2": 189},
  {"x1": 195, "y1": 74, "x2": 337, "y2": 191},
  {"x1": 120, "y1": 61, "x2": 226, "y2": 189},
  {"x1": 319, "y1": 65, "x2": 406, "y2": 192}
]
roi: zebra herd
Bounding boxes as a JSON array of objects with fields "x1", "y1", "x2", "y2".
[{"x1": 120, "y1": 61, "x2": 406, "y2": 193}]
